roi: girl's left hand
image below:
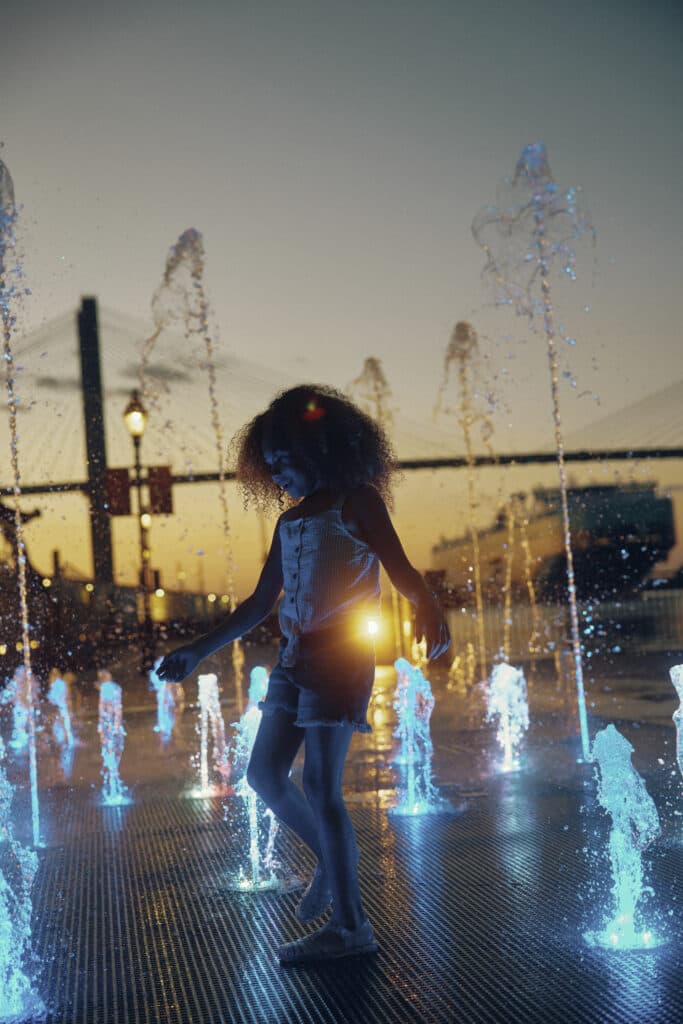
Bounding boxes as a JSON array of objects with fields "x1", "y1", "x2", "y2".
[{"x1": 415, "y1": 594, "x2": 451, "y2": 660}]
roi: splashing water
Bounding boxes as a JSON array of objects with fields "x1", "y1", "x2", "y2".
[
  {"x1": 0, "y1": 737, "x2": 45, "y2": 1022},
  {"x1": 139, "y1": 229, "x2": 244, "y2": 713},
  {"x1": 389, "y1": 658, "x2": 454, "y2": 815},
  {"x1": 485, "y1": 663, "x2": 529, "y2": 772},
  {"x1": 47, "y1": 671, "x2": 74, "y2": 749},
  {"x1": 97, "y1": 674, "x2": 129, "y2": 806},
  {"x1": 391, "y1": 656, "x2": 434, "y2": 767},
  {"x1": 0, "y1": 159, "x2": 40, "y2": 846},
  {"x1": 473, "y1": 144, "x2": 594, "y2": 760},
  {"x1": 149, "y1": 657, "x2": 176, "y2": 743},
  {"x1": 584, "y1": 725, "x2": 662, "y2": 949},
  {"x1": 190, "y1": 673, "x2": 230, "y2": 797},
  {"x1": 670, "y1": 665, "x2": 683, "y2": 781},
  {"x1": 225, "y1": 667, "x2": 289, "y2": 892},
  {"x1": 436, "y1": 322, "x2": 493, "y2": 683},
  {"x1": 0, "y1": 667, "x2": 39, "y2": 755}
]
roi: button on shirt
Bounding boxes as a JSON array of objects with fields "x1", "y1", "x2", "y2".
[{"x1": 278, "y1": 497, "x2": 380, "y2": 667}]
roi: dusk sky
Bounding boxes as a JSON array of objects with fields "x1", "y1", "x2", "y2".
[{"x1": 2, "y1": 0, "x2": 682, "y2": 595}]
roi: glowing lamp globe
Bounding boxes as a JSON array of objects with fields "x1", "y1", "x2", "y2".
[{"x1": 123, "y1": 390, "x2": 148, "y2": 438}]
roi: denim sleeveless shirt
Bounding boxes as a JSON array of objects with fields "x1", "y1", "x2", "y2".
[{"x1": 278, "y1": 494, "x2": 380, "y2": 667}]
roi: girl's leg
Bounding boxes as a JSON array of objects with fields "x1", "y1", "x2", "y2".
[
  {"x1": 302, "y1": 724, "x2": 365, "y2": 930},
  {"x1": 246, "y1": 708, "x2": 323, "y2": 861}
]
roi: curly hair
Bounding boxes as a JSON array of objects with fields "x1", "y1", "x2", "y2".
[{"x1": 230, "y1": 384, "x2": 399, "y2": 514}]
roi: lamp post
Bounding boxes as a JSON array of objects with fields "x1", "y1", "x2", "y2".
[{"x1": 123, "y1": 390, "x2": 154, "y2": 672}]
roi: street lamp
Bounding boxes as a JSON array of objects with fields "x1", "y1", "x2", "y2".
[{"x1": 123, "y1": 390, "x2": 154, "y2": 672}]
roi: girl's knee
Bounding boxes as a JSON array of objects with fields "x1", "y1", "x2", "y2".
[
  {"x1": 246, "y1": 760, "x2": 283, "y2": 802},
  {"x1": 302, "y1": 770, "x2": 342, "y2": 809}
]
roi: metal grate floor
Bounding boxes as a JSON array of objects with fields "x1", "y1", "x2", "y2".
[{"x1": 28, "y1": 773, "x2": 683, "y2": 1024}]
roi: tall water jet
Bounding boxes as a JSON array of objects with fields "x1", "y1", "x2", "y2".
[
  {"x1": 584, "y1": 724, "x2": 662, "y2": 949},
  {"x1": 670, "y1": 665, "x2": 683, "y2": 781},
  {"x1": 389, "y1": 658, "x2": 456, "y2": 816},
  {"x1": 436, "y1": 321, "x2": 492, "y2": 683},
  {"x1": 149, "y1": 657, "x2": 176, "y2": 743},
  {"x1": 97, "y1": 672, "x2": 128, "y2": 806},
  {"x1": 473, "y1": 143, "x2": 594, "y2": 760},
  {"x1": 0, "y1": 158, "x2": 40, "y2": 846},
  {"x1": 140, "y1": 229, "x2": 244, "y2": 713},
  {"x1": 0, "y1": 738, "x2": 44, "y2": 1022},
  {"x1": 226, "y1": 667, "x2": 292, "y2": 892},
  {"x1": 191, "y1": 673, "x2": 230, "y2": 797},
  {"x1": 485, "y1": 662, "x2": 529, "y2": 772}
]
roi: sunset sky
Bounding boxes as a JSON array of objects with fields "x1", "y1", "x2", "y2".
[{"x1": 1, "y1": 0, "x2": 682, "y2": 596}]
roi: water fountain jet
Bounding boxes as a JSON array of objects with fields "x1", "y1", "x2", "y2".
[
  {"x1": 0, "y1": 158, "x2": 40, "y2": 845},
  {"x1": 0, "y1": 738, "x2": 44, "y2": 1021},
  {"x1": 225, "y1": 667, "x2": 300, "y2": 893},
  {"x1": 473, "y1": 143, "x2": 594, "y2": 760},
  {"x1": 97, "y1": 672, "x2": 129, "y2": 806},
  {"x1": 584, "y1": 724, "x2": 662, "y2": 949},
  {"x1": 389, "y1": 658, "x2": 457, "y2": 816},
  {"x1": 189, "y1": 673, "x2": 230, "y2": 797},
  {"x1": 140, "y1": 230, "x2": 245, "y2": 713},
  {"x1": 149, "y1": 657, "x2": 177, "y2": 743},
  {"x1": 485, "y1": 662, "x2": 529, "y2": 772},
  {"x1": 670, "y1": 665, "x2": 683, "y2": 782}
]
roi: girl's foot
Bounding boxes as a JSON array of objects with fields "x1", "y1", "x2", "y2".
[
  {"x1": 295, "y1": 863, "x2": 332, "y2": 922},
  {"x1": 278, "y1": 918, "x2": 378, "y2": 964}
]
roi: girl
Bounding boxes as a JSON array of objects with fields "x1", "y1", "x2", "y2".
[{"x1": 158, "y1": 385, "x2": 450, "y2": 964}]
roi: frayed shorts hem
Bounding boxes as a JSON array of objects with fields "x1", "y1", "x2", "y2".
[{"x1": 258, "y1": 700, "x2": 372, "y2": 734}]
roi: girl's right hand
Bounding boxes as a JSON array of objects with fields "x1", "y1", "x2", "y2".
[{"x1": 156, "y1": 644, "x2": 202, "y2": 683}]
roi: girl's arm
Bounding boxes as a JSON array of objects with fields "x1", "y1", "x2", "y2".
[
  {"x1": 350, "y1": 485, "x2": 450, "y2": 660},
  {"x1": 157, "y1": 521, "x2": 284, "y2": 682}
]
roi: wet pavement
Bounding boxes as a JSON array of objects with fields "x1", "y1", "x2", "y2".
[{"x1": 2, "y1": 642, "x2": 683, "y2": 1023}]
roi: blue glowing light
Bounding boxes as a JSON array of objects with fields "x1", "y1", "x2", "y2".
[
  {"x1": 389, "y1": 658, "x2": 454, "y2": 816},
  {"x1": 149, "y1": 658, "x2": 177, "y2": 743},
  {"x1": 584, "y1": 724, "x2": 663, "y2": 950},
  {"x1": 670, "y1": 665, "x2": 683, "y2": 782},
  {"x1": 0, "y1": 737, "x2": 45, "y2": 1021},
  {"x1": 188, "y1": 673, "x2": 230, "y2": 798},
  {"x1": 486, "y1": 662, "x2": 529, "y2": 772},
  {"x1": 226, "y1": 668, "x2": 290, "y2": 891},
  {"x1": 97, "y1": 675, "x2": 130, "y2": 807}
]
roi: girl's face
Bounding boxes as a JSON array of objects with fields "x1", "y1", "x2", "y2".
[{"x1": 262, "y1": 440, "x2": 318, "y2": 499}]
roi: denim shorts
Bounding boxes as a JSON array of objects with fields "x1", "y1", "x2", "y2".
[{"x1": 258, "y1": 631, "x2": 376, "y2": 733}]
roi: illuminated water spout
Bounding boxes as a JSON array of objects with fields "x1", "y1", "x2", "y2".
[
  {"x1": 486, "y1": 662, "x2": 529, "y2": 772},
  {"x1": 670, "y1": 665, "x2": 683, "y2": 782},
  {"x1": 0, "y1": 738, "x2": 45, "y2": 1022},
  {"x1": 473, "y1": 143, "x2": 594, "y2": 760},
  {"x1": 389, "y1": 658, "x2": 451, "y2": 816},
  {"x1": 584, "y1": 724, "x2": 663, "y2": 949},
  {"x1": 0, "y1": 667, "x2": 39, "y2": 755},
  {"x1": 190, "y1": 673, "x2": 230, "y2": 797},
  {"x1": 47, "y1": 670, "x2": 75, "y2": 749},
  {"x1": 226, "y1": 667, "x2": 290, "y2": 892},
  {"x1": 149, "y1": 657, "x2": 177, "y2": 743},
  {"x1": 140, "y1": 229, "x2": 245, "y2": 714},
  {"x1": 436, "y1": 321, "x2": 491, "y2": 683},
  {"x1": 0, "y1": 158, "x2": 40, "y2": 846},
  {"x1": 97, "y1": 672, "x2": 129, "y2": 806}
]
